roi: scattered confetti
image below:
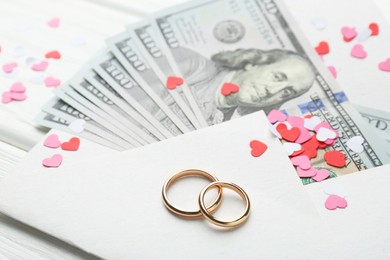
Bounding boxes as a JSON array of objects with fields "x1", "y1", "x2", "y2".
[
  {"x1": 44, "y1": 76, "x2": 61, "y2": 87},
  {"x1": 42, "y1": 154, "x2": 63, "y2": 168},
  {"x1": 351, "y1": 44, "x2": 367, "y2": 59},
  {"x1": 1, "y1": 92, "x2": 12, "y2": 104},
  {"x1": 356, "y1": 27, "x2": 372, "y2": 42},
  {"x1": 316, "y1": 127, "x2": 337, "y2": 142},
  {"x1": 297, "y1": 167, "x2": 317, "y2": 178},
  {"x1": 43, "y1": 134, "x2": 62, "y2": 148},
  {"x1": 311, "y1": 17, "x2": 327, "y2": 30},
  {"x1": 45, "y1": 50, "x2": 61, "y2": 59},
  {"x1": 312, "y1": 169, "x2": 330, "y2": 182},
  {"x1": 286, "y1": 116, "x2": 304, "y2": 128},
  {"x1": 341, "y1": 26, "x2": 357, "y2": 42},
  {"x1": 69, "y1": 119, "x2": 86, "y2": 133},
  {"x1": 327, "y1": 65, "x2": 337, "y2": 78},
  {"x1": 279, "y1": 126, "x2": 301, "y2": 142},
  {"x1": 47, "y1": 17, "x2": 60, "y2": 28},
  {"x1": 303, "y1": 116, "x2": 322, "y2": 131},
  {"x1": 31, "y1": 60, "x2": 49, "y2": 71},
  {"x1": 267, "y1": 109, "x2": 287, "y2": 124},
  {"x1": 324, "y1": 150, "x2": 346, "y2": 168},
  {"x1": 249, "y1": 140, "x2": 268, "y2": 157},
  {"x1": 346, "y1": 136, "x2": 365, "y2": 153},
  {"x1": 283, "y1": 142, "x2": 302, "y2": 156},
  {"x1": 315, "y1": 41, "x2": 329, "y2": 55},
  {"x1": 325, "y1": 194, "x2": 348, "y2": 210},
  {"x1": 221, "y1": 82, "x2": 239, "y2": 96},
  {"x1": 166, "y1": 76, "x2": 184, "y2": 90},
  {"x1": 378, "y1": 58, "x2": 390, "y2": 72},
  {"x1": 61, "y1": 137, "x2": 80, "y2": 151},
  {"x1": 10, "y1": 82, "x2": 26, "y2": 93},
  {"x1": 290, "y1": 155, "x2": 311, "y2": 170},
  {"x1": 2, "y1": 62, "x2": 18, "y2": 73},
  {"x1": 369, "y1": 22, "x2": 379, "y2": 36}
]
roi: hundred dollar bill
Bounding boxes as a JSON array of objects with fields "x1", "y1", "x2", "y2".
[
  {"x1": 54, "y1": 89, "x2": 143, "y2": 148},
  {"x1": 356, "y1": 105, "x2": 390, "y2": 136},
  {"x1": 37, "y1": 99, "x2": 132, "y2": 151},
  {"x1": 107, "y1": 30, "x2": 200, "y2": 131},
  {"x1": 91, "y1": 50, "x2": 186, "y2": 137},
  {"x1": 60, "y1": 74, "x2": 160, "y2": 144},
  {"x1": 35, "y1": 112, "x2": 125, "y2": 151},
  {"x1": 149, "y1": 0, "x2": 389, "y2": 174},
  {"x1": 127, "y1": 22, "x2": 208, "y2": 128}
]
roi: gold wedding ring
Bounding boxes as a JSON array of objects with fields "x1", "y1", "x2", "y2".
[
  {"x1": 162, "y1": 169, "x2": 250, "y2": 228},
  {"x1": 162, "y1": 169, "x2": 223, "y2": 218},
  {"x1": 199, "y1": 181, "x2": 250, "y2": 228}
]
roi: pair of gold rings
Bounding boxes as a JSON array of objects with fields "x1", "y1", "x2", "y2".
[{"x1": 162, "y1": 169, "x2": 250, "y2": 228}]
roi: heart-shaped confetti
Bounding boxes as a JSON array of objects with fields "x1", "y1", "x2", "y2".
[
  {"x1": 267, "y1": 109, "x2": 287, "y2": 124},
  {"x1": 287, "y1": 116, "x2": 304, "y2": 128},
  {"x1": 304, "y1": 116, "x2": 322, "y2": 131},
  {"x1": 280, "y1": 127, "x2": 301, "y2": 142},
  {"x1": 9, "y1": 92, "x2": 27, "y2": 101},
  {"x1": 369, "y1": 23, "x2": 379, "y2": 36},
  {"x1": 315, "y1": 41, "x2": 329, "y2": 55},
  {"x1": 44, "y1": 76, "x2": 61, "y2": 87},
  {"x1": 44, "y1": 134, "x2": 61, "y2": 148},
  {"x1": 47, "y1": 17, "x2": 60, "y2": 28},
  {"x1": 314, "y1": 122, "x2": 331, "y2": 133},
  {"x1": 327, "y1": 66, "x2": 337, "y2": 78},
  {"x1": 351, "y1": 44, "x2": 367, "y2": 59},
  {"x1": 378, "y1": 58, "x2": 390, "y2": 72},
  {"x1": 341, "y1": 26, "x2": 357, "y2": 42},
  {"x1": 2, "y1": 62, "x2": 17, "y2": 73},
  {"x1": 249, "y1": 140, "x2": 268, "y2": 157},
  {"x1": 357, "y1": 27, "x2": 372, "y2": 42},
  {"x1": 166, "y1": 76, "x2": 184, "y2": 90},
  {"x1": 69, "y1": 119, "x2": 85, "y2": 133},
  {"x1": 42, "y1": 154, "x2": 63, "y2": 168},
  {"x1": 297, "y1": 167, "x2": 317, "y2": 178},
  {"x1": 283, "y1": 142, "x2": 302, "y2": 156},
  {"x1": 324, "y1": 183, "x2": 346, "y2": 198},
  {"x1": 325, "y1": 194, "x2": 348, "y2": 210},
  {"x1": 311, "y1": 17, "x2": 327, "y2": 30},
  {"x1": 324, "y1": 150, "x2": 346, "y2": 168},
  {"x1": 291, "y1": 155, "x2": 311, "y2": 170},
  {"x1": 316, "y1": 127, "x2": 337, "y2": 142},
  {"x1": 295, "y1": 127, "x2": 312, "y2": 144},
  {"x1": 346, "y1": 136, "x2": 364, "y2": 153},
  {"x1": 10, "y1": 82, "x2": 26, "y2": 93},
  {"x1": 61, "y1": 137, "x2": 80, "y2": 151},
  {"x1": 221, "y1": 82, "x2": 240, "y2": 96},
  {"x1": 312, "y1": 169, "x2": 330, "y2": 182},
  {"x1": 32, "y1": 61, "x2": 49, "y2": 71},
  {"x1": 45, "y1": 50, "x2": 61, "y2": 59},
  {"x1": 1, "y1": 92, "x2": 12, "y2": 104}
]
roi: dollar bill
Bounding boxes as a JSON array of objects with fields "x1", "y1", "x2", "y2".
[
  {"x1": 127, "y1": 21, "x2": 209, "y2": 128},
  {"x1": 148, "y1": 0, "x2": 389, "y2": 174},
  {"x1": 91, "y1": 50, "x2": 187, "y2": 137},
  {"x1": 107, "y1": 30, "x2": 201, "y2": 131}
]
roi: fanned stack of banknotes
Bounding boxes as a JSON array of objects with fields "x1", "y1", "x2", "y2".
[{"x1": 35, "y1": 0, "x2": 390, "y2": 172}]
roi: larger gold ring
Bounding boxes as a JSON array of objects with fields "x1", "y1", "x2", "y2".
[
  {"x1": 199, "y1": 181, "x2": 250, "y2": 228},
  {"x1": 162, "y1": 169, "x2": 223, "y2": 218}
]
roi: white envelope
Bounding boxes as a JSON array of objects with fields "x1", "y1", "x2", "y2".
[{"x1": 1, "y1": 111, "x2": 389, "y2": 259}]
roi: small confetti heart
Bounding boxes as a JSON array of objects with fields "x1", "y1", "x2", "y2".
[
  {"x1": 291, "y1": 155, "x2": 311, "y2": 170},
  {"x1": 2, "y1": 62, "x2": 17, "y2": 73},
  {"x1": 249, "y1": 140, "x2": 268, "y2": 157},
  {"x1": 327, "y1": 66, "x2": 337, "y2": 78},
  {"x1": 45, "y1": 50, "x2": 61, "y2": 59},
  {"x1": 47, "y1": 17, "x2": 60, "y2": 28},
  {"x1": 304, "y1": 116, "x2": 322, "y2": 131},
  {"x1": 378, "y1": 58, "x2": 390, "y2": 72},
  {"x1": 297, "y1": 167, "x2": 317, "y2": 178},
  {"x1": 44, "y1": 76, "x2": 61, "y2": 87},
  {"x1": 369, "y1": 22, "x2": 379, "y2": 36},
  {"x1": 283, "y1": 142, "x2": 302, "y2": 156},
  {"x1": 287, "y1": 116, "x2": 304, "y2": 128},
  {"x1": 280, "y1": 127, "x2": 301, "y2": 142},
  {"x1": 312, "y1": 169, "x2": 330, "y2": 182},
  {"x1": 44, "y1": 134, "x2": 61, "y2": 148},
  {"x1": 42, "y1": 154, "x2": 63, "y2": 168},
  {"x1": 267, "y1": 109, "x2": 287, "y2": 124},
  {"x1": 10, "y1": 82, "x2": 26, "y2": 93},
  {"x1": 69, "y1": 119, "x2": 85, "y2": 133},
  {"x1": 351, "y1": 44, "x2": 367, "y2": 59},
  {"x1": 8, "y1": 92, "x2": 27, "y2": 101},
  {"x1": 221, "y1": 82, "x2": 239, "y2": 96},
  {"x1": 32, "y1": 61, "x2": 49, "y2": 71},
  {"x1": 315, "y1": 41, "x2": 329, "y2": 55},
  {"x1": 324, "y1": 150, "x2": 346, "y2": 168},
  {"x1": 166, "y1": 76, "x2": 184, "y2": 90},
  {"x1": 341, "y1": 26, "x2": 357, "y2": 42},
  {"x1": 324, "y1": 183, "x2": 346, "y2": 198},
  {"x1": 316, "y1": 127, "x2": 337, "y2": 142},
  {"x1": 325, "y1": 194, "x2": 347, "y2": 210},
  {"x1": 61, "y1": 137, "x2": 80, "y2": 151},
  {"x1": 295, "y1": 127, "x2": 312, "y2": 144},
  {"x1": 301, "y1": 136, "x2": 319, "y2": 159},
  {"x1": 311, "y1": 17, "x2": 327, "y2": 30},
  {"x1": 346, "y1": 136, "x2": 364, "y2": 153},
  {"x1": 357, "y1": 27, "x2": 372, "y2": 42},
  {"x1": 1, "y1": 92, "x2": 12, "y2": 104}
]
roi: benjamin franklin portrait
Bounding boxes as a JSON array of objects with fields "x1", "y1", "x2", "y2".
[{"x1": 172, "y1": 47, "x2": 316, "y2": 124}]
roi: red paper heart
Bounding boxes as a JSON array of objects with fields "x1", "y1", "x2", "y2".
[
  {"x1": 315, "y1": 41, "x2": 329, "y2": 55},
  {"x1": 280, "y1": 127, "x2": 301, "y2": 142},
  {"x1": 300, "y1": 136, "x2": 319, "y2": 159},
  {"x1": 369, "y1": 23, "x2": 379, "y2": 36},
  {"x1": 249, "y1": 140, "x2": 267, "y2": 157},
  {"x1": 45, "y1": 50, "x2": 61, "y2": 59},
  {"x1": 324, "y1": 150, "x2": 346, "y2": 168},
  {"x1": 61, "y1": 137, "x2": 80, "y2": 151},
  {"x1": 221, "y1": 82, "x2": 239, "y2": 96},
  {"x1": 166, "y1": 76, "x2": 184, "y2": 90}
]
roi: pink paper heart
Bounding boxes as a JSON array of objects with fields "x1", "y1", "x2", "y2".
[
  {"x1": 378, "y1": 58, "x2": 390, "y2": 72},
  {"x1": 351, "y1": 44, "x2": 367, "y2": 59},
  {"x1": 295, "y1": 127, "x2": 312, "y2": 144},
  {"x1": 325, "y1": 194, "x2": 348, "y2": 210},
  {"x1": 32, "y1": 61, "x2": 48, "y2": 71},
  {"x1": 10, "y1": 82, "x2": 26, "y2": 93},
  {"x1": 312, "y1": 169, "x2": 330, "y2": 182},
  {"x1": 43, "y1": 134, "x2": 62, "y2": 148},
  {"x1": 2, "y1": 62, "x2": 17, "y2": 73},
  {"x1": 328, "y1": 66, "x2": 337, "y2": 78},
  {"x1": 2, "y1": 92, "x2": 12, "y2": 104},
  {"x1": 44, "y1": 76, "x2": 61, "y2": 87},
  {"x1": 341, "y1": 26, "x2": 357, "y2": 41},
  {"x1": 287, "y1": 116, "x2": 304, "y2": 128},
  {"x1": 42, "y1": 154, "x2": 63, "y2": 168},
  {"x1": 297, "y1": 167, "x2": 317, "y2": 178},
  {"x1": 9, "y1": 92, "x2": 27, "y2": 101},
  {"x1": 290, "y1": 155, "x2": 311, "y2": 170},
  {"x1": 47, "y1": 17, "x2": 60, "y2": 28},
  {"x1": 267, "y1": 109, "x2": 287, "y2": 124}
]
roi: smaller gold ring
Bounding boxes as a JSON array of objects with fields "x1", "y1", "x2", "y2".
[
  {"x1": 199, "y1": 181, "x2": 250, "y2": 228},
  {"x1": 162, "y1": 169, "x2": 223, "y2": 218}
]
